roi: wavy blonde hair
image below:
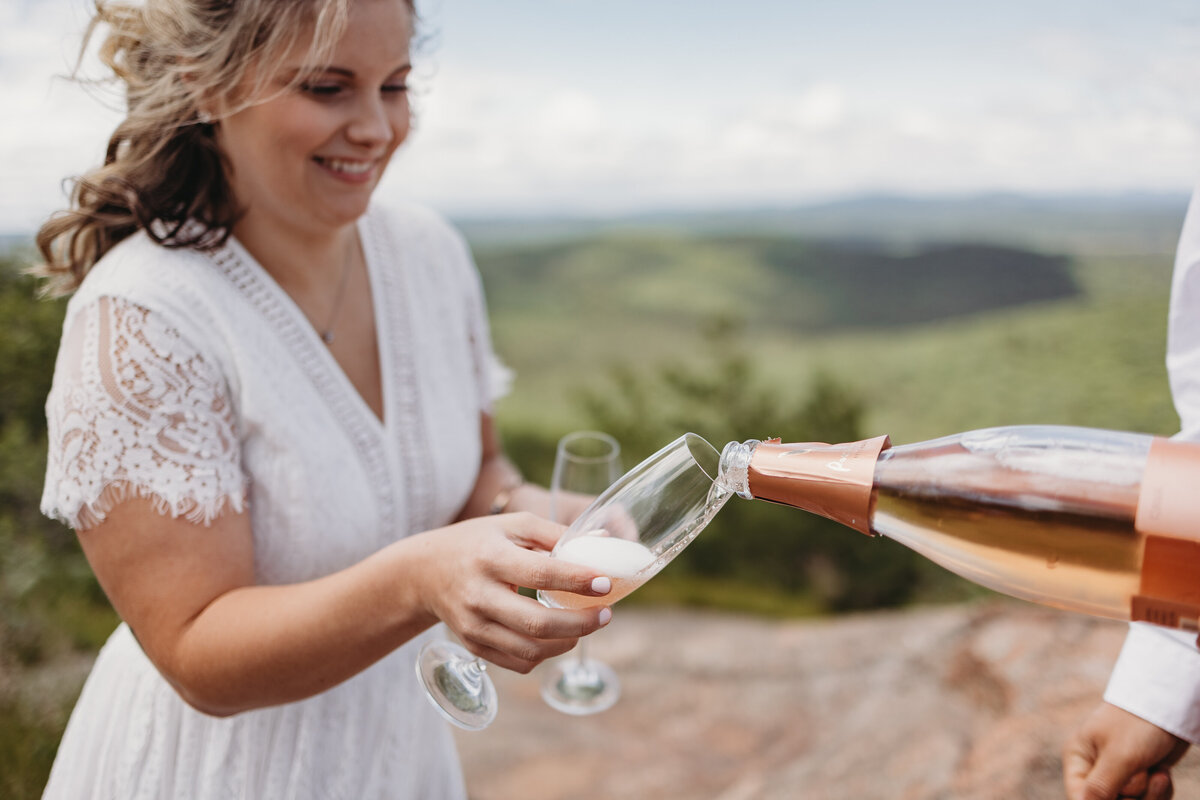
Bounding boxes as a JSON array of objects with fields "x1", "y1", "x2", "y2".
[{"x1": 34, "y1": 0, "x2": 361, "y2": 296}]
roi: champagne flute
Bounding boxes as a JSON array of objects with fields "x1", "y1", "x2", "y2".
[
  {"x1": 417, "y1": 431, "x2": 731, "y2": 730},
  {"x1": 540, "y1": 431, "x2": 623, "y2": 715},
  {"x1": 414, "y1": 432, "x2": 620, "y2": 731},
  {"x1": 537, "y1": 432, "x2": 732, "y2": 704}
]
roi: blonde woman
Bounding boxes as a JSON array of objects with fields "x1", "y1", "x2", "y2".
[{"x1": 36, "y1": 1, "x2": 613, "y2": 797}]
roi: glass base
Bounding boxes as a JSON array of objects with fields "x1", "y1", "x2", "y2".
[
  {"x1": 540, "y1": 657, "x2": 621, "y2": 716},
  {"x1": 416, "y1": 640, "x2": 497, "y2": 730}
]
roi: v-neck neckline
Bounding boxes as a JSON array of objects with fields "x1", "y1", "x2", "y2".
[
  {"x1": 205, "y1": 204, "x2": 442, "y2": 538},
  {"x1": 216, "y1": 216, "x2": 390, "y2": 434}
]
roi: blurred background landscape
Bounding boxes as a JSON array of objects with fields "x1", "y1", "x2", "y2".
[
  {"x1": 1, "y1": 191, "x2": 1188, "y2": 795},
  {"x1": 6, "y1": 0, "x2": 1200, "y2": 795}
]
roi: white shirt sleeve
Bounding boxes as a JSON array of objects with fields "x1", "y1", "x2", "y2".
[
  {"x1": 1169, "y1": 186, "x2": 1200, "y2": 442},
  {"x1": 1105, "y1": 623, "x2": 1200, "y2": 742},
  {"x1": 1102, "y1": 184, "x2": 1200, "y2": 743},
  {"x1": 41, "y1": 295, "x2": 246, "y2": 531}
]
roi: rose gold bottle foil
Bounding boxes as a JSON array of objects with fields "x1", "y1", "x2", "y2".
[
  {"x1": 1133, "y1": 437, "x2": 1200, "y2": 629},
  {"x1": 747, "y1": 435, "x2": 892, "y2": 535}
]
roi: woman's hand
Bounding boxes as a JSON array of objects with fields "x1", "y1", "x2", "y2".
[
  {"x1": 407, "y1": 511, "x2": 613, "y2": 673},
  {"x1": 1063, "y1": 702, "x2": 1189, "y2": 800}
]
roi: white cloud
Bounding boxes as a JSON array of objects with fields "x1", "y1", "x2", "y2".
[
  {"x1": 793, "y1": 84, "x2": 848, "y2": 132},
  {"x1": 1, "y1": 1, "x2": 124, "y2": 232},
  {"x1": 7, "y1": 0, "x2": 1200, "y2": 231},
  {"x1": 386, "y1": 41, "x2": 1200, "y2": 218}
]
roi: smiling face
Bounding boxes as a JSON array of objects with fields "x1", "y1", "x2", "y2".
[{"x1": 214, "y1": 0, "x2": 413, "y2": 242}]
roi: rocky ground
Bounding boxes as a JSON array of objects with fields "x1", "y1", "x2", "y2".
[{"x1": 455, "y1": 602, "x2": 1200, "y2": 800}]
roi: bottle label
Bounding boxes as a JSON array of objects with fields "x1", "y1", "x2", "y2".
[
  {"x1": 747, "y1": 435, "x2": 891, "y2": 535},
  {"x1": 1132, "y1": 437, "x2": 1200, "y2": 630}
]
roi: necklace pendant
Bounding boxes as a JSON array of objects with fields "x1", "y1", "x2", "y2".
[{"x1": 321, "y1": 330, "x2": 335, "y2": 345}]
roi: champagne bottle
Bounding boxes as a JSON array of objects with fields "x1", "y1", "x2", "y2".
[{"x1": 718, "y1": 426, "x2": 1200, "y2": 631}]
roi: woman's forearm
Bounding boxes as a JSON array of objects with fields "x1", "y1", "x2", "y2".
[
  {"x1": 455, "y1": 412, "x2": 549, "y2": 521},
  {"x1": 165, "y1": 534, "x2": 436, "y2": 716}
]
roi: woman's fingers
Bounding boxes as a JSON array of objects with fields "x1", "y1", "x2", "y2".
[
  {"x1": 491, "y1": 515, "x2": 614, "y2": 597},
  {"x1": 490, "y1": 585, "x2": 611, "y2": 638},
  {"x1": 494, "y1": 511, "x2": 567, "y2": 552},
  {"x1": 458, "y1": 634, "x2": 577, "y2": 675},
  {"x1": 510, "y1": 547, "x2": 613, "y2": 596},
  {"x1": 459, "y1": 595, "x2": 612, "y2": 673}
]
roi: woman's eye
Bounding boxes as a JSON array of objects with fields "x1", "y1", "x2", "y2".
[
  {"x1": 383, "y1": 83, "x2": 409, "y2": 94},
  {"x1": 301, "y1": 84, "x2": 343, "y2": 97}
]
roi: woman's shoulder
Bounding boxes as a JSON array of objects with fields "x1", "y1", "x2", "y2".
[
  {"x1": 74, "y1": 231, "x2": 216, "y2": 305},
  {"x1": 67, "y1": 231, "x2": 239, "y2": 354}
]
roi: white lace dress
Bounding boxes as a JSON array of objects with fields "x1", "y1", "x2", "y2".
[{"x1": 39, "y1": 202, "x2": 502, "y2": 799}]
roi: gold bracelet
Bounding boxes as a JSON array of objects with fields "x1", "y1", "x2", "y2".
[{"x1": 488, "y1": 480, "x2": 524, "y2": 515}]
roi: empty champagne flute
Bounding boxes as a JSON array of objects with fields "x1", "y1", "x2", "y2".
[
  {"x1": 540, "y1": 431, "x2": 623, "y2": 715},
  {"x1": 537, "y1": 432, "x2": 732, "y2": 707}
]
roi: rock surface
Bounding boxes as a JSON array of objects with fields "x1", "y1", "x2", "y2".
[{"x1": 455, "y1": 602, "x2": 1200, "y2": 799}]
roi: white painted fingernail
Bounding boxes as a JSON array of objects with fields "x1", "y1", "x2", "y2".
[
  {"x1": 591, "y1": 576, "x2": 612, "y2": 594},
  {"x1": 598, "y1": 607, "x2": 612, "y2": 625}
]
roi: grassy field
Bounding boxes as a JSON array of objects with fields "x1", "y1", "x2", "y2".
[
  {"x1": 483, "y1": 240, "x2": 1179, "y2": 445},
  {"x1": 759, "y1": 252, "x2": 1177, "y2": 444}
]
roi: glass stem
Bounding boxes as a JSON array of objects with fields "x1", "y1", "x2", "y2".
[
  {"x1": 464, "y1": 658, "x2": 487, "y2": 691},
  {"x1": 575, "y1": 638, "x2": 589, "y2": 668}
]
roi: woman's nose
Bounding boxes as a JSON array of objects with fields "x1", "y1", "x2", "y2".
[{"x1": 346, "y1": 95, "x2": 396, "y2": 147}]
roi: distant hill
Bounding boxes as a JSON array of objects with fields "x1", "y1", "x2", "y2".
[
  {"x1": 475, "y1": 233, "x2": 1079, "y2": 334},
  {"x1": 457, "y1": 191, "x2": 1189, "y2": 255},
  {"x1": 5, "y1": 191, "x2": 1186, "y2": 256},
  {"x1": 755, "y1": 238, "x2": 1077, "y2": 329}
]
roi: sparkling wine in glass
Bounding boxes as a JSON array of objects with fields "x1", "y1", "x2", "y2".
[
  {"x1": 540, "y1": 431, "x2": 623, "y2": 715},
  {"x1": 537, "y1": 432, "x2": 732, "y2": 702}
]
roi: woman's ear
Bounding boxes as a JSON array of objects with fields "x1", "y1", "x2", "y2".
[{"x1": 180, "y1": 68, "x2": 225, "y2": 126}]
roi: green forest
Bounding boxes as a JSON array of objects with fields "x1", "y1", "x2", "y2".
[{"x1": 0, "y1": 201, "x2": 1184, "y2": 795}]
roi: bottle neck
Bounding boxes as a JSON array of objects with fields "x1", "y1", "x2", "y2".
[
  {"x1": 720, "y1": 436, "x2": 891, "y2": 535},
  {"x1": 718, "y1": 439, "x2": 759, "y2": 500}
]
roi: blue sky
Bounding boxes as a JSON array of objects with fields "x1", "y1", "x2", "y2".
[{"x1": 3, "y1": 0, "x2": 1200, "y2": 233}]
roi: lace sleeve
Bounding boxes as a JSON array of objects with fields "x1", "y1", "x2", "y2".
[{"x1": 41, "y1": 296, "x2": 247, "y2": 531}]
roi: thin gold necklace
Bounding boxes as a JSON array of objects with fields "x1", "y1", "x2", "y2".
[{"x1": 320, "y1": 254, "x2": 353, "y2": 345}]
